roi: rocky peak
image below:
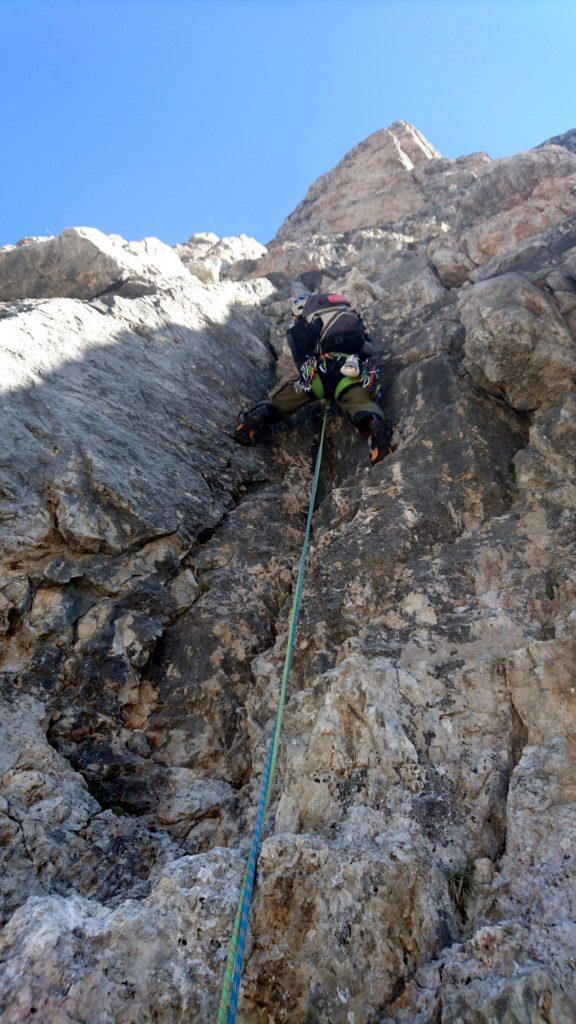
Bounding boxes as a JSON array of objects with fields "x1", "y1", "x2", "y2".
[
  {"x1": 538, "y1": 126, "x2": 576, "y2": 154},
  {"x1": 275, "y1": 120, "x2": 442, "y2": 240}
]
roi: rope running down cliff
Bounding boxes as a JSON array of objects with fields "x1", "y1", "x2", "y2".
[{"x1": 216, "y1": 404, "x2": 330, "y2": 1024}]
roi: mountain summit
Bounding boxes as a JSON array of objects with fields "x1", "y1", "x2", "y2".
[{"x1": 276, "y1": 120, "x2": 442, "y2": 239}]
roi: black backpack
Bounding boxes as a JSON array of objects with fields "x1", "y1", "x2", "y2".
[{"x1": 302, "y1": 293, "x2": 367, "y2": 354}]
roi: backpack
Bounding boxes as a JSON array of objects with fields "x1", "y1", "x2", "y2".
[{"x1": 302, "y1": 293, "x2": 367, "y2": 354}]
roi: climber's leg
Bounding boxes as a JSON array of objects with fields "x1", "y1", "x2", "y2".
[
  {"x1": 234, "y1": 380, "x2": 314, "y2": 446},
  {"x1": 337, "y1": 384, "x2": 393, "y2": 464},
  {"x1": 268, "y1": 378, "x2": 316, "y2": 419},
  {"x1": 363, "y1": 415, "x2": 394, "y2": 464}
]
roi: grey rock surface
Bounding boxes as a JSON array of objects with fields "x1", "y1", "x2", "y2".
[
  {"x1": 175, "y1": 232, "x2": 267, "y2": 284},
  {"x1": 0, "y1": 226, "x2": 191, "y2": 301},
  {"x1": 539, "y1": 126, "x2": 576, "y2": 154},
  {"x1": 1, "y1": 122, "x2": 576, "y2": 1023},
  {"x1": 459, "y1": 272, "x2": 576, "y2": 409}
]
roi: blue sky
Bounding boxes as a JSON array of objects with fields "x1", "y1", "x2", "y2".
[{"x1": 1, "y1": 0, "x2": 575, "y2": 247}]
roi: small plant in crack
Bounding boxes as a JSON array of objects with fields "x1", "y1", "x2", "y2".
[
  {"x1": 197, "y1": 581, "x2": 211, "y2": 596},
  {"x1": 446, "y1": 856, "x2": 476, "y2": 918},
  {"x1": 545, "y1": 577, "x2": 559, "y2": 601},
  {"x1": 526, "y1": 266, "x2": 556, "y2": 284}
]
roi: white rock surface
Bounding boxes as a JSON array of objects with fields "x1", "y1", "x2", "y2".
[
  {"x1": 175, "y1": 232, "x2": 267, "y2": 283},
  {"x1": 0, "y1": 226, "x2": 190, "y2": 301},
  {"x1": 0, "y1": 850, "x2": 243, "y2": 1024}
]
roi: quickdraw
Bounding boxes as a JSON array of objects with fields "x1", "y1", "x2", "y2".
[{"x1": 360, "y1": 361, "x2": 382, "y2": 401}]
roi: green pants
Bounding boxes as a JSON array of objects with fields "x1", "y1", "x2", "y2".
[{"x1": 269, "y1": 377, "x2": 383, "y2": 428}]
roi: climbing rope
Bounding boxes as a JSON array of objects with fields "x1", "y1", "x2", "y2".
[{"x1": 216, "y1": 404, "x2": 330, "y2": 1024}]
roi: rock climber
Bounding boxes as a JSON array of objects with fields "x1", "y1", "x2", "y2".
[{"x1": 234, "y1": 292, "x2": 393, "y2": 463}]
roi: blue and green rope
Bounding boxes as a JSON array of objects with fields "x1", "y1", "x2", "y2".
[{"x1": 216, "y1": 404, "x2": 329, "y2": 1024}]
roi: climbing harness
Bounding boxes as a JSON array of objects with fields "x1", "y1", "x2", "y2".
[
  {"x1": 296, "y1": 352, "x2": 382, "y2": 401},
  {"x1": 216, "y1": 404, "x2": 330, "y2": 1024}
]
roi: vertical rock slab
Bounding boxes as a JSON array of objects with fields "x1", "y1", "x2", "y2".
[{"x1": 459, "y1": 273, "x2": 576, "y2": 409}]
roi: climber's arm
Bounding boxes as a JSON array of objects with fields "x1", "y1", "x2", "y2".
[{"x1": 287, "y1": 318, "x2": 322, "y2": 370}]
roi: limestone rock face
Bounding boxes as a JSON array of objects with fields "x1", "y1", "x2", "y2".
[
  {"x1": 459, "y1": 272, "x2": 576, "y2": 409},
  {"x1": 455, "y1": 146, "x2": 576, "y2": 265},
  {"x1": 263, "y1": 124, "x2": 576, "y2": 294},
  {"x1": 0, "y1": 850, "x2": 243, "y2": 1024},
  {"x1": 539, "y1": 126, "x2": 576, "y2": 154},
  {"x1": 175, "y1": 232, "x2": 267, "y2": 283},
  {"x1": 275, "y1": 121, "x2": 442, "y2": 240},
  {"x1": 0, "y1": 227, "x2": 191, "y2": 301},
  {"x1": 1, "y1": 121, "x2": 576, "y2": 1023}
]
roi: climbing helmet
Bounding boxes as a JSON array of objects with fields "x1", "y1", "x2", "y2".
[{"x1": 290, "y1": 292, "x2": 311, "y2": 318}]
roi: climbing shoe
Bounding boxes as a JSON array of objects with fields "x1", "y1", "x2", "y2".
[
  {"x1": 366, "y1": 416, "x2": 394, "y2": 464},
  {"x1": 233, "y1": 403, "x2": 277, "y2": 446}
]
